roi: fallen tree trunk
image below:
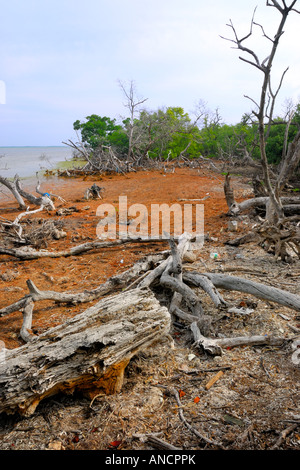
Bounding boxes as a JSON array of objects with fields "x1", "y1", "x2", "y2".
[
  {"x1": 224, "y1": 174, "x2": 300, "y2": 215},
  {"x1": 0, "y1": 237, "x2": 166, "y2": 260},
  {"x1": 228, "y1": 195, "x2": 300, "y2": 215},
  {"x1": 0, "y1": 288, "x2": 170, "y2": 416}
]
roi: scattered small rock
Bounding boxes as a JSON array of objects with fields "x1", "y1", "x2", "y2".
[
  {"x1": 1, "y1": 270, "x2": 20, "y2": 282},
  {"x1": 42, "y1": 272, "x2": 55, "y2": 283},
  {"x1": 47, "y1": 440, "x2": 64, "y2": 450},
  {"x1": 53, "y1": 229, "x2": 67, "y2": 240},
  {"x1": 1, "y1": 286, "x2": 23, "y2": 292},
  {"x1": 183, "y1": 251, "x2": 197, "y2": 263}
]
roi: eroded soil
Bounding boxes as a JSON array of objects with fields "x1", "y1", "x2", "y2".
[{"x1": 0, "y1": 166, "x2": 299, "y2": 451}]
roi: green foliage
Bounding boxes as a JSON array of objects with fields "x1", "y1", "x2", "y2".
[
  {"x1": 142, "y1": 107, "x2": 200, "y2": 159},
  {"x1": 73, "y1": 115, "x2": 128, "y2": 153},
  {"x1": 72, "y1": 102, "x2": 300, "y2": 165},
  {"x1": 196, "y1": 118, "x2": 260, "y2": 160},
  {"x1": 264, "y1": 106, "x2": 300, "y2": 164},
  {"x1": 265, "y1": 118, "x2": 296, "y2": 164}
]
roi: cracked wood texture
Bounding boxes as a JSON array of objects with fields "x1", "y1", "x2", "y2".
[{"x1": 0, "y1": 288, "x2": 170, "y2": 416}]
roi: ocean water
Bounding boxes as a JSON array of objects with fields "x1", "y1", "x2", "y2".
[{"x1": 0, "y1": 146, "x2": 73, "y2": 179}]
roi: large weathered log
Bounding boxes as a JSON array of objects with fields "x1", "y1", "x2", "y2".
[
  {"x1": 224, "y1": 174, "x2": 300, "y2": 215},
  {"x1": 0, "y1": 288, "x2": 170, "y2": 416}
]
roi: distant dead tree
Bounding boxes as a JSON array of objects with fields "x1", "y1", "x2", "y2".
[{"x1": 118, "y1": 79, "x2": 148, "y2": 162}]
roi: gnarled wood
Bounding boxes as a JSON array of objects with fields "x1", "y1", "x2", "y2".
[
  {"x1": 0, "y1": 288, "x2": 170, "y2": 416},
  {"x1": 15, "y1": 177, "x2": 55, "y2": 210},
  {"x1": 191, "y1": 320, "x2": 287, "y2": 356},
  {"x1": 0, "y1": 175, "x2": 26, "y2": 209}
]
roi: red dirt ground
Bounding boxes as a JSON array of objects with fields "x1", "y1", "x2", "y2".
[{"x1": 0, "y1": 166, "x2": 249, "y2": 349}]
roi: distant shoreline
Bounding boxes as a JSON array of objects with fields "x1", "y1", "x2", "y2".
[{"x1": 0, "y1": 146, "x2": 73, "y2": 179}]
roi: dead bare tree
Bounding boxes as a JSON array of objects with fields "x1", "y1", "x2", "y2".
[
  {"x1": 221, "y1": 2, "x2": 300, "y2": 261},
  {"x1": 221, "y1": 1, "x2": 300, "y2": 223},
  {"x1": 118, "y1": 79, "x2": 148, "y2": 162}
]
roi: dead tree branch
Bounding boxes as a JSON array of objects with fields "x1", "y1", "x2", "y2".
[
  {"x1": 0, "y1": 237, "x2": 166, "y2": 260},
  {"x1": 0, "y1": 252, "x2": 167, "y2": 318},
  {"x1": 164, "y1": 386, "x2": 226, "y2": 449},
  {"x1": 0, "y1": 175, "x2": 26, "y2": 209}
]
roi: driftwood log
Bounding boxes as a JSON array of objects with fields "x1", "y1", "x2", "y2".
[
  {"x1": 184, "y1": 272, "x2": 300, "y2": 312},
  {"x1": 0, "y1": 288, "x2": 170, "y2": 416}
]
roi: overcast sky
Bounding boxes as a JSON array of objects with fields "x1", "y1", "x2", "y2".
[{"x1": 1, "y1": 0, "x2": 300, "y2": 146}]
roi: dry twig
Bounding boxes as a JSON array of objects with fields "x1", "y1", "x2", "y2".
[{"x1": 163, "y1": 386, "x2": 226, "y2": 450}]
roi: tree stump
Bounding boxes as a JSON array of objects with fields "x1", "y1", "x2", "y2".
[{"x1": 0, "y1": 288, "x2": 170, "y2": 416}]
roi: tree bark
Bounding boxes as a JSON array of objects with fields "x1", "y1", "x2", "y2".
[{"x1": 0, "y1": 288, "x2": 170, "y2": 416}]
